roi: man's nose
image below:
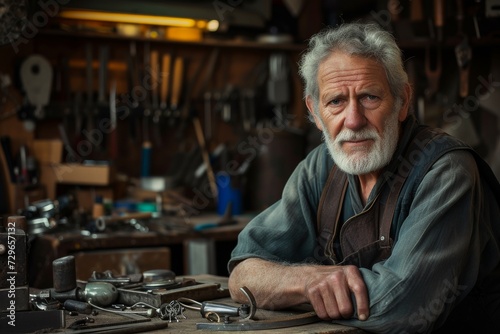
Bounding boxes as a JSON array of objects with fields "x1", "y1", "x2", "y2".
[{"x1": 344, "y1": 101, "x2": 367, "y2": 131}]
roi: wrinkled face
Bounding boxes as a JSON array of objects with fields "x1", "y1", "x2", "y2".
[{"x1": 307, "y1": 51, "x2": 408, "y2": 175}]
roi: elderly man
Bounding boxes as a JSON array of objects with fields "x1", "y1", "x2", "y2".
[{"x1": 227, "y1": 22, "x2": 500, "y2": 333}]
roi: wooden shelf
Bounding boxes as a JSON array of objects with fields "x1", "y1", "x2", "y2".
[
  {"x1": 396, "y1": 35, "x2": 500, "y2": 49},
  {"x1": 38, "y1": 28, "x2": 307, "y2": 52}
]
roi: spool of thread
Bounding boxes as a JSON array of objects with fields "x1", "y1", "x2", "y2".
[
  {"x1": 141, "y1": 141, "x2": 152, "y2": 177},
  {"x1": 52, "y1": 255, "x2": 76, "y2": 292}
]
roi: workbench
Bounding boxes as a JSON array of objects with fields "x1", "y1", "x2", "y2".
[
  {"x1": 58, "y1": 301, "x2": 366, "y2": 333},
  {"x1": 132, "y1": 305, "x2": 365, "y2": 333},
  {"x1": 36, "y1": 275, "x2": 366, "y2": 334},
  {"x1": 28, "y1": 214, "x2": 252, "y2": 288}
]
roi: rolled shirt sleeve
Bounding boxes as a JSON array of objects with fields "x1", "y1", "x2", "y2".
[{"x1": 228, "y1": 145, "x2": 332, "y2": 271}]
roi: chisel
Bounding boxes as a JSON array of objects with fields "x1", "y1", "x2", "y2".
[
  {"x1": 141, "y1": 42, "x2": 152, "y2": 177},
  {"x1": 169, "y1": 56, "x2": 184, "y2": 127}
]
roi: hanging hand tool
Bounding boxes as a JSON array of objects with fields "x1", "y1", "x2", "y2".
[
  {"x1": 159, "y1": 52, "x2": 171, "y2": 129},
  {"x1": 424, "y1": 0, "x2": 444, "y2": 100},
  {"x1": 150, "y1": 50, "x2": 160, "y2": 114},
  {"x1": 72, "y1": 91, "x2": 83, "y2": 151},
  {"x1": 197, "y1": 48, "x2": 220, "y2": 142},
  {"x1": 126, "y1": 42, "x2": 140, "y2": 144},
  {"x1": 83, "y1": 43, "x2": 95, "y2": 148},
  {"x1": 455, "y1": 0, "x2": 472, "y2": 98},
  {"x1": 1, "y1": 136, "x2": 16, "y2": 182},
  {"x1": 409, "y1": 0, "x2": 429, "y2": 38},
  {"x1": 108, "y1": 79, "x2": 118, "y2": 160},
  {"x1": 216, "y1": 84, "x2": 236, "y2": 123},
  {"x1": 267, "y1": 52, "x2": 290, "y2": 127},
  {"x1": 163, "y1": 52, "x2": 212, "y2": 193},
  {"x1": 434, "y1": 0, "x2": 445, "y2": 43},
  {"x1": 18, "y1": 145, "x2": 29, "y2": 185},
  {"x1": 150, "y1": 50, "x2": 163, "y2": 145},
  {"x1": 142, "y1": 41, "x2": 152, "y2": 132},
  {"x1": 387, "y1": 0, "x2": 414, "y2": 40},
  {"x1": 193, "y1": 117, "x2": 218, "y2": 199},
  {"x1": 455, "y1": 38, "x2": 472, "y2": 98},
  {"x1": 410, "y1": 0, "x2": 423, "y2": 22},
  {"x1": 176, "y1": 52, "x2": 209, "y2": 140},
  {"x1": 97, "y1": 46, "x2": 109, "y2": 118},
  {"x1": 140, "y1": 137, "x2": 152, "y2": 176},
  {"x1": 57, "y1": 55, "x2": 72, "y2": 135},
  {"x1": 169, "y1": 56, "x2": 184, "y2": 127},
  {"x1": 204, "y1": 91, "x2": 213, "y2": 141},
  {"x1": 58, "y1": 123, "x2": 82, "y2": 163},
  {"x1": 97, "y1": 45, "x2": 109, "y2": 152},
  {"x1": 141, "y1": 42, "x2": 152, "y2": 177},
  {"x1": 240, "y1": 88, "x2": 256, "y2": 133}
]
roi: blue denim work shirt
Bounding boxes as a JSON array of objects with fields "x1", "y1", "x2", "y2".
[{"x1": 228, "y1": 118, "x2": 500, "y2": 333}]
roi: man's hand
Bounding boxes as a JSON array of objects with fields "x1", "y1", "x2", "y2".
[
  {"x1": 304, "y1": 265, "x2": 369, "y2": 320},
  {"x1": 229, "y1": 259, "x2": 369, "y2": 321}
]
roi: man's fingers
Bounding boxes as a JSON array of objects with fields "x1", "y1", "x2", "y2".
[
  {"x1": 329, "y1": 272, "x2": 354, "y2": 318},
  {"x1": 307, "y1": 271, "x2": 353, "y2": 319},
  {"x1": 305, "y1": 266, "x2": 369, "y2": 321},
  {"x1": 344, "y1": 266, "x2": 370, "y2": 320},
  {"x1": 307, "y1": 287, "x2": 331, "y2": 319}
]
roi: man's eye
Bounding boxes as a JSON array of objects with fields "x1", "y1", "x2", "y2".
[
  {"x1": 360, "y1": 95, "x2": 381, "y2": 109},
  {"x1": 329, "y1": 99, "x2": 341, "y2": 105}
]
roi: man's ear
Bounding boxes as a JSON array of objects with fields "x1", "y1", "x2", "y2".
[
  {"x1": 306, "y1": 95, "x2": 323, "y2": 131},
  {"x1": 398, "y1": 83, "x2": 412, "y2": 122}
]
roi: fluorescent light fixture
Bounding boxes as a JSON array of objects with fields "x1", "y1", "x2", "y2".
[{"x1": 58, "y1": 10, "x2": 219, "y2": 31}]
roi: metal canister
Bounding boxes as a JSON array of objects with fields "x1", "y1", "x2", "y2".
[{"x1": 52, "y1": 255, "x2": 76, "y2": 292}]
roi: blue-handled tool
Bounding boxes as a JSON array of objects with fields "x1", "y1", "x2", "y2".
[{"x1": 193, "y1": 202, "x2": 236, "y2": 231}]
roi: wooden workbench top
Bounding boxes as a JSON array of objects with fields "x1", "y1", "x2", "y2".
[{"x1": 51, "y1": 275, "x2": 366, "y2": 334}]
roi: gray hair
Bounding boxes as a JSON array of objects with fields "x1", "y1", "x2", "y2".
[{"x1": 298, "y1": 22, "x2": 409, "y2": 113}]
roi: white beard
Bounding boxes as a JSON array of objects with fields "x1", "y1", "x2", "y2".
[{"x1": 323, "y1": 111, "x2": 400, "y2": 175}]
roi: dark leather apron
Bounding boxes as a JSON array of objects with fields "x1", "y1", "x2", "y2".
[
  {"x1": 316, "y1": 122, "x2": 500, "y2": 332},
  {"x1": 316, "y1": 126, "x2": 443, "y2": 268}
]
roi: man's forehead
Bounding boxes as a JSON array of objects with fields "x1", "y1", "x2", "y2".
[
  {"x1": 318, "y1": 53, "x2": 387, "y2": 88},
  {"x1": 320, "y1": 51, "x2": 383, "y2": 72}
]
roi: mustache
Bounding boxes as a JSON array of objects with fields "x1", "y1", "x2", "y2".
[{"x1": 334, "y1": 128, "x2": 378, "y2": 143}]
